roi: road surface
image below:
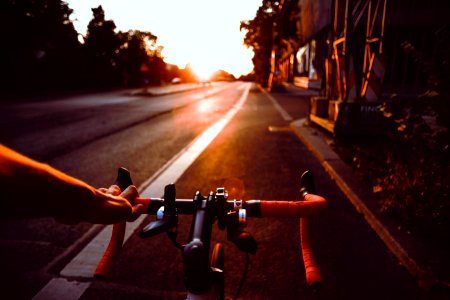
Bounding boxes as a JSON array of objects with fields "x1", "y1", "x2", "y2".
[{"x1": 0, "y1": 82, "x2": 423, "y2": 299}]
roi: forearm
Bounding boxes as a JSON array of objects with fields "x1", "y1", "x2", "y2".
[
  {"x1": 0, "y1": 145, "x2": 138, "y2": 224},
  {"x1": 0, "y1": 145, "x2": 95, "y2": 220}
]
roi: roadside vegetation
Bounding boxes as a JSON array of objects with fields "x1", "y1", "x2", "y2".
[
  {"x1": 378, "y1": 37, "x2": 449, "y2": 245},
  {"x1": 0, "y1": 1, "x2": 235, "y2": 97},
  {"x1": 1, "y1": 1, "x2": 166, "y2": 92},
  {"x1": 336, "y1": 35, "x2": 450, "y2": 249}
]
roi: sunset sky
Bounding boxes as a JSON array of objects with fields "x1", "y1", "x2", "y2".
[{"x1": 65, "y1": 0, "x2": 262, "y2": 77}]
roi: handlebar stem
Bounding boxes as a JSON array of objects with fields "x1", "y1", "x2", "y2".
[{"x1": 183, "y1": 191, "x2": 216, "y2": 294}]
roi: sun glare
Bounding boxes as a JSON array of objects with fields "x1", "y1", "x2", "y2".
[{"x1": 190, "y1": 62, "x2": 216, "y2": 81}]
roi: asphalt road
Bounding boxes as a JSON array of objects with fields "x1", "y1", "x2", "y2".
[{"x1": 0, "y1": 82, "x2": 423, "y2": 299}]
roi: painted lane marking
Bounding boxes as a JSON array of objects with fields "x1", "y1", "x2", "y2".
[
  {"x1": 32, "y1": 82, "x2": 251, "y2": 300},
  {"x1": 32, "y1": 278, "x2": 90, "y2": 300}
]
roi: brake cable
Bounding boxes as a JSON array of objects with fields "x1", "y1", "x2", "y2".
[{"x1": 234, "y1": 253, "x2": 250, "y2": 300}]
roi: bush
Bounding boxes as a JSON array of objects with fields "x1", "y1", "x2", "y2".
[{"x1": 379, "y1": 94, "x2": 449, "y2": 241}]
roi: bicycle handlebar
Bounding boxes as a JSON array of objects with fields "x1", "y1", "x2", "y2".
[
  {"x1": 131, "y1": 196, "x2": 326, "y2": 218},
  {"x1": 95, "y1": 168, "x2": 326, "y2": 289},
  {"x1": 259, "y1": 195, "x2": 326, "y2": 217}
]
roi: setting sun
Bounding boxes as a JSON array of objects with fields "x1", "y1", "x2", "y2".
[
  {"x1": 189, "y1": 62, "x2": 216, "y2": 81},
  {"x1": 65, "y1": 0, "x2": 262, "y2": 77}
]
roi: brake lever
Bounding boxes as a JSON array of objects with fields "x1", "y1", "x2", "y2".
[
  {"x1": 140, "y1": 214, "x2": 177, "y2": 237},
  {"x1": 140, "y1": 184, "x2": 178, "y2": 238}
]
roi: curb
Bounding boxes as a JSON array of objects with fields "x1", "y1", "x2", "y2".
[{"x1": 290, "y1": 118, "x2": 438, "y2": 290}]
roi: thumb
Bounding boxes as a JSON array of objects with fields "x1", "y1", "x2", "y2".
[
  {"x1": 128, "y1": 204, "x2": 144, "y2": 222},
  {"x1": 120, "y1": 185, "x2": 139, "y2": 204}
]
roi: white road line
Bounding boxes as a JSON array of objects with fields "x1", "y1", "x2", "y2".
[
  {"x1": 32, "y1": 82, "x2": 251, "y2": 300},
  {"x1": 259, "y1": 86, "x2": 293, "y2": 121},
  {"x1": 32, "y1": 278, "x2": 90, "y2": 300}
]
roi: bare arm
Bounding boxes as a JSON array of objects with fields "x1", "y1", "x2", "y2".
[{"x1": 0, "y1": 144, "x2": 142, "y2": 224}]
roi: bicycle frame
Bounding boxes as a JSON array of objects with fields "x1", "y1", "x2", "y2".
[{"x1": 95, "y1": 168, "x2": 327, "y2": 299}]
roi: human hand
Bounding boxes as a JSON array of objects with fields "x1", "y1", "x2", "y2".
[
  {"x1": 95, "y1": 185, "x2": 144, "y2": 224},
  {"x1": 57, "y1": 185, "x2": 143, "y2": 225}
]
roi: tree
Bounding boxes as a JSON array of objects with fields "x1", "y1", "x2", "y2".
[
  {"x1": 273, "y1": 0, "x2": 300, "y2": 56},
  {"x1": 146, "y1": 54, "x2": 167, "y2": 85},
  {"x1": 83, "y1": 6, "x2": 122, "y2": 87},
  {"x1": 240, "y1": 0, "x2": 279, "y2": 86},
  {"x1": 241, "y1": 0, "x2": 300, "y2": 87},
  {"x1": 0, "y1": 2, "x2": 168, "y2": 93},
  {"x1": 0, "y1": 0, "x2": 82, "y2": 92},
  {"x1": 117, "y1": 30, "x2": 158, "y2": 86}
]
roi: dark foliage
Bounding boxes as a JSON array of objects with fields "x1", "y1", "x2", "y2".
[
  {"x1": 0, "y1": 1, "x2": 170, "y2": 96},
  {"x1": 240, "y1": 0, "x2": 278, "y2": 86},
  {"x1": 83, "y1": 5, "x2": 122, "y2": 87},
  {"x1": 379, "y1": 24, "x2": 450, "y2": 241},
  {"x1": 0, "y1": 0, "x2": 83, "y2": 91},
  {"x1": 337, "y1": 25, "x2": 450, "y2": 247},
  {"x1": 241, "y1": 0, "x2": 299, "y2": 87}
]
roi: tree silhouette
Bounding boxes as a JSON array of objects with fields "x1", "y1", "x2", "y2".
[
  {"x1": 83, "y1": 6, "x2": 122, "y2": 87},
  {"x1": 117, "y1": 30, "x2": 159, "y2": 86},
  {"x1": 240, "y1": 1, "x2": 279, "y2": 86},
  {"x1": 0, "y1": 1, "x2": 168, "y2": 95},
  {"x1": 241, "y1": 0, "x2": 300, "y2": 86},
  {"x1": 0, "y1": 0, "x2": 82, "y2": 92}
]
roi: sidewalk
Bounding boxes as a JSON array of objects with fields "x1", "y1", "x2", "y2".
[{"x1": 290, "y1": 117, "x2": 449, "y2": 293}]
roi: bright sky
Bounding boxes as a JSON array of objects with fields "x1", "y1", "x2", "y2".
[{"x1": 65, "y1": 0, "x2": 262, "y2": 77}]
